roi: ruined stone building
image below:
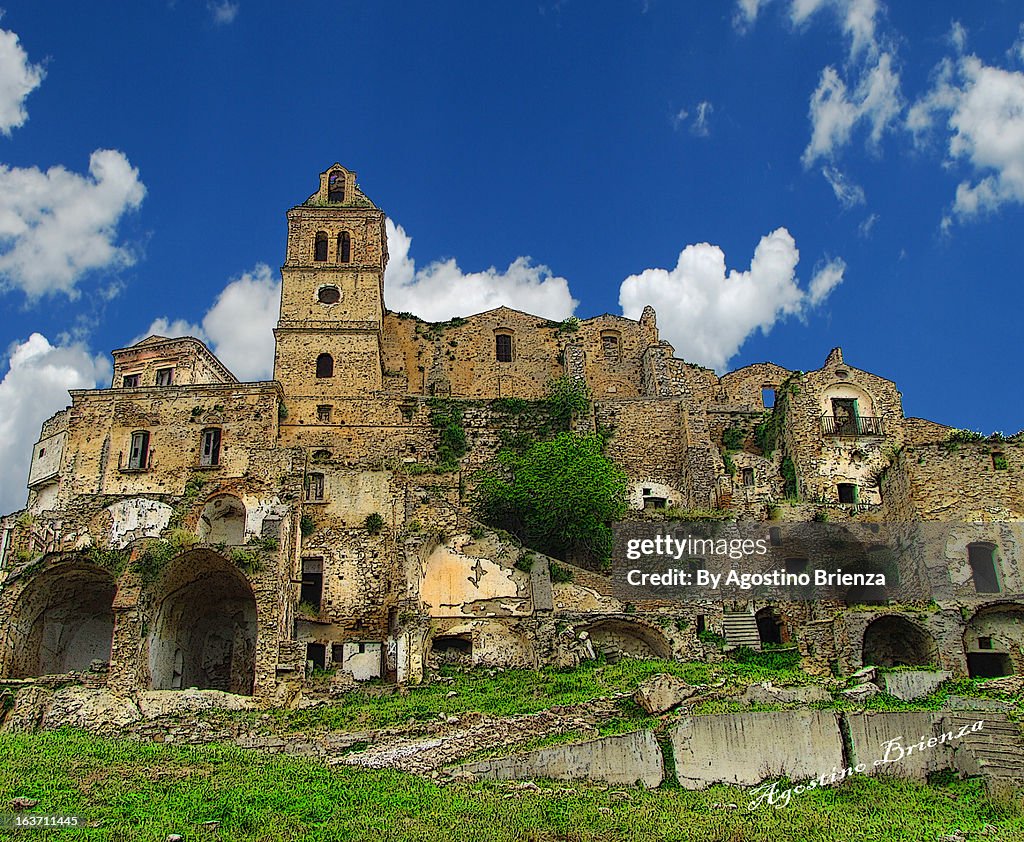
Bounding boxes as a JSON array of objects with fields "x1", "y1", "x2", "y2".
[{"x1": 0, "y1": 164, "x2": 1021, "y2": 701}]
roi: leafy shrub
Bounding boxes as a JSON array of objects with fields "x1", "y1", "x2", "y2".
[{"x1": 365, "y1": 513, "x2": 385, "y2": 534}]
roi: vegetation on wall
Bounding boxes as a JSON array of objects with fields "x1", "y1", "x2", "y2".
[
  {"x1": 364, "y1": 513, "x2": 385, "y2": 534},
  {"x1": 427, "y1": 397, "x2": 468, "y2": 469},
  {"x1": 543, "y1": 376, "x2": 590, "y2": 432},
  {"x1": 475, "y1": 432, "x2": 627, "y2": 568}
]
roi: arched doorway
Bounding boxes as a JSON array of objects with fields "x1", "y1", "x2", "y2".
[
  {"x1": 148, "y1": 549, "x2": 257, "y2": 695},
  {"x1": 584, "y1": 619, "x2": 672, "y2": 661},
  {"x1": 4, "y1": 561, "x2": 116, "y2": 678},
  {"x1": 862, "y1": 615, "x2": 937, "y2": 668},
  {"x1": 755, "y1": 607, "x2": 784, "y2": 646}
]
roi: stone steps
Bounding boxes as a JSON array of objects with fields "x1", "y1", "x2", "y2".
[
  {"x1": 945, "y1": 713, "x2": 1024, "y2": 784},
  {"x1": 722, "y1": 611, "x2": 761, "y2": 650}
]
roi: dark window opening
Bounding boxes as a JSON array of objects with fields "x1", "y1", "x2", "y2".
[
  {"x1": 123, "y1": 374, "x2": 140, "y2": 388},
  {"x1": 837, "y1": 483, "x2": 859, "y2": 504},
  {"x1": 495, "y1": 333, "x2": 513, "y2": 362},
  {"x1": 317, "y1": 405, "x2": 332, "y2": 423},
  {"x1": 316, "y1": 353, "x2": 334, "y2": 378},
  {"x1": 155, "y1": 367, "x2": 173, "y2": 386},
  {"x1": 358, "y1": 642, "x2": 366, "y2": 654},
  {"x1": 831, "y1": 398, "x2": 858, "y2": 435},
  {"x1": 128, "y1": 431, "x2": 150, "y2": 470},
  {"x1": 992, "y1": 452, "x2": 1008, "y2": 470},
  {"x1": 432, "y1": 634, "x2": 472, "y2": 661},
  {"x1": 695, "y1": 615, "x2": 706, "y2": 636},
  {"x1": 337, "y1": 231, "x2": 351, "y2": 263},
  {"x1": 38, "y1": 447, "x2": 45, "y2": 458},
  {"x1": 328, "y1": 171, "x2": 345, "y2": 203},
  {"x1": 314, "y1": 231, "x2": 328, "y2": 262},
  {"x1": 601, "y1": 333, "x2": 621, "y2": 361},
  {"x1": 643, "y1": 496, "x2": 667, "y2": 509},
  {"x1": 967, "y1": 652, "x2": 1013, "y2": 678},
  {"x1": 762, "y1": 387, "x2": 776, "y2": 408},
  {"x1": 331, "y1": 643, "x2": 344, "y2": 663},
  {"x1": 785, "y1": 557, "x2": 808, "y2": 575},
  {"x1": 306, "y1": 643, "x2": 326, "y2": 672},
  {"x1": 305, "y1": 472, "x2": 324, "y2": 501},
  {"x1": 741, "y1": 467, "x2": 755, "y2": 487},
  {"x1": 978, "y1": 636, "x2": 993, "y2": 650},
  {"x1": 300, "y1": 557, "x2": 323, "y2": 611},
  {"x1": 756, "y1": 607, "x2": 783, "y2": 645},
  {"x1": 968, "y1": 543, "x2": 1000, "y2": 593},
  {"x1": 318, "y1": 286, "x2": 340, "y2": 304},
  {"x1": 200, "y1": 428, "x2": 221, "y2": 467},
  {"x1": 769, "y1": 526, "x2": 783, "y2": 546}
]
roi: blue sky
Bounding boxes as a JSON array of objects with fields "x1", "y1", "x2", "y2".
[{"x1": 1, "y1": 1, "x2": 1024, "y2": 512}]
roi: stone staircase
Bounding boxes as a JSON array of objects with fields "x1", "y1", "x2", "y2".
[
  {"x1": 946, "y1": 712, "x2": 1024, "y2": 786},
  {"x1": 722, "y1": 611, "x2": 761, "y2": 650}
]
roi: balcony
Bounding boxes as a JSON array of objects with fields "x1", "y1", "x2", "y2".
[{"x1": 821, "y1": 415, "x2": 884, "y2": 437}]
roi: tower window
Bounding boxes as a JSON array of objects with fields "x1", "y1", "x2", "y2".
[
  {"x1": 318, "y1": 286, "x2": 340, "y2": 304},
  {"x1": 200, "y1": 428, "x2": 222, "y2": 466},
  {"x1": 317, "y1": 404, "x2": 332, "y2": 423},
  {"x1": 316, "y1": 353, "x2": 334, "y2": 378},
  {"x1": 741, "y1": 467, "x2": 755, "y2": 486},
  {"x1": 495, "y1": 333, "x2": 513, "y2": 363},
  {"x1": 337, "y1": 231, "x2": 351, "y2": 263},
  {"x1": 123, "y1": 373, "x2": 140, "y2": 388},
  {"x1": 305, "y1": 472, "x2": 325, "y2": 501},
  {"x1": 328, "y1": 171, "x2": 345, "y2": 203},
  {"x1": 127, "y1": 431, "x2": 150, "y2": 470},
  {"x1": 155, "y1": 367, "x2": 173, "y2": 386},
  {"x1": 968, "y1": 543, "x2": 1000, "y2": 593},
  {"x1": 314, "y1": 231, "x2": 328, "y2": 262},
  {"x1": 601, "y1": 331, "x2": 621, "y2": 361},
  {"x1": 762, "y1": 387, "x2": 776, "y2": 408}
]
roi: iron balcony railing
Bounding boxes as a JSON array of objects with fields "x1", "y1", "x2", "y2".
[{"x1": 821, "y1": 415, "x2": 884, "y2": 436}]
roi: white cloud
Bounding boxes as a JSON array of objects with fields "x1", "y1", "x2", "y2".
[
  {"x1": 0, "y1": 149, "x2": 146, "y2": 298},
  {"x1": 808, "y1": 257, "x2": 846, "y2": 305},
  {"x1": 208, "y1": 1, "x2": 239, "y2": 24},
  {"x1": 909, "y1": 53, "x2": 1024, "y2": 220},
  {"x1": 733, "y1": 0, "x2": 767, "y2": 30},
  {"x1": 858, "y1": 212, "x2": 879, "y2": 236},
  {"x1": 140, "y1": 263, "x2": 280, "y2": 381},
  {"x1": 822, "y1": 165, "x2": 866, "y2": 206},
  {"x1": 382, "y1": 218, "x2": 578, "y2": 322},
  {"x1": 789, "y1": 0, "x2": 879, "y2": 59},
  {"x1": 692, "y1": 101, "x2": 713, "y2": 136},
  {"x1": 0, "y1": 333, "x2": 110, "y2": 514},
  {"x1": 803, "y1": 52, "x2": 901, "y2": 165},
  {"x1": 0, "y1": 26, "x2": 44, "y2": 136},
  {"x1": 618, "y1": 228, "x2": 842, "y2": 371},
  {"x1": 949, "y1": 20, "x2": 967, "y2": 54}
]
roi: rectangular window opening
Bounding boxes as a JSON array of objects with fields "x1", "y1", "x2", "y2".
[
  {"x1": 127, "y1": 431, "x2": 150, "y2": 470},
  {"x1": 317, "y1": 404, "x2": 333, "y2": 423},
  {"x1": 305, "y1": 472, "x2": 325, "y2": 501},
  {"x1": 300, "y1": 556, "x2": 323, "y2": 610},
  {"x1": 200, "y1": 428, "x2": 222, "y2": 466},
  {"x1": 123, "y1": 374, "x2": 140, "y2": 388},
  {"x1": 155, "y1": 367, "x2": 174, "y2": 386}
]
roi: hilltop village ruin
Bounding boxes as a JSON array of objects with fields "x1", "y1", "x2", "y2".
[{"x1": 1, "y1": 164, "x2": 1021, "y2": 702}]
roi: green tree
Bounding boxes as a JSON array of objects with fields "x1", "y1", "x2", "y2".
[{"x1": 476, "y1": 432, "x2": 627, "y2": 567}]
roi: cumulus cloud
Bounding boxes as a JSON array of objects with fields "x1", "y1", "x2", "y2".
[
  {"x1": 0, "y1": 150, "x2": 146, "y2": 298},
  {"x1": 803, "y1": 52, "x2": 901, "y2": 165},
  {"x1": 618, "y1": 228, "x2": 843, "y2": 371},
  {"x1": 0, "y1": 333, "x2": 110, "y2": 514},
  {"x1": 822, "y1": 165, "x2": 866, "y2": 206},
  {"x1": 909, "y1": 53, "x2": 1024, "y2": 220},
  {"x1": 382, "y1": 218, "x2": 578, "y2": 322},
  {"x1": 0, "y1": 25, "x2": 44, "y2": 136},
  {"x1": 140, "y1": 263, "x2": 280, "y2": 381},
  {"x1": 208, "y1": 1, "x2": 239, "y2": 24}
]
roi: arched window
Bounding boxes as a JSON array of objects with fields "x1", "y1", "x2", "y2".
[
  {"x1": 337, "y1": 231, "x2": 351, "y2": 263},
  {"x1": 328, "y1": 171, "x2": 345, "y2": 203},
  {"x1": 968, "y1": 543, "x2": 1000, "y2": 593},
  {"x1": 318, "y1": 286, "x2": 340, "y2": 304},
  {"x1": 314, "y1": 231, "x2": 328, "y2": 262},
  {"x1": 495, "y1": 332, "x2": 513, "y2": 363},
  {"x1": 316, "y1": 353, "x2": 334, "y2": 378}
]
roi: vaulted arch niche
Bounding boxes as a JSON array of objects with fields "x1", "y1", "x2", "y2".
[
  {"x1": 148, "y1": 550, "x2": 257, "y2": 695},
  {"x1": 4, "y1": 562, "x2": 116, "y2": 678}
]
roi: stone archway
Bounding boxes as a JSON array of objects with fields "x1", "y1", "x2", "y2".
[
  {"x1": 4, "y1": 561, "x2": 116, "y2": 678},
  {"x1": 964, "y1": 603, "x2": 1024, "y2": 678},
  {"x1": 862, "y1": 615, "x2": 937, "y2": 668},
  {"x1": 148, "y1": 549, "x2": 257, "y2": 695},
  {"x1": 584, "y1": 619, "x2": 672, "y2": 661}
]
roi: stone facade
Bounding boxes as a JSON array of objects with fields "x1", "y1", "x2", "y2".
[{"x1": 0, "y1": 163, "x2": 1021, "y2": 702}]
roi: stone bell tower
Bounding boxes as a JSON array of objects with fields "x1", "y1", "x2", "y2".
[{"x1": 273, "y1": 164, "x2": 389, "y2": 397}]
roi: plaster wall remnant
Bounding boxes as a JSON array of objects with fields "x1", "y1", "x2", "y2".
[{"x1": 0, "y1": 162, "x2": 1020, "y2": 703}]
